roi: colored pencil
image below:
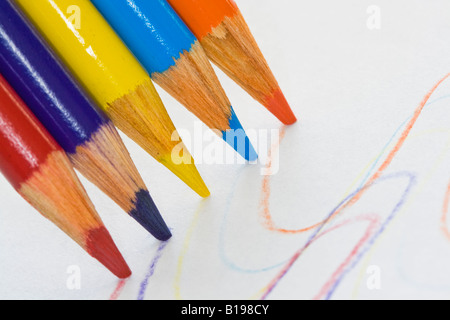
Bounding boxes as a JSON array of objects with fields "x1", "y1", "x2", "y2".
[
  {"x1": 167, "y1": 0, "x2": 297, "y2": 125},
  {"x1": 90, "y1": 0, "x2": 258, "y2": 161},
  {"x1": 0, "y1": 74, "x2": 131, "y2": 279},
  {"x1": 0, "y1": 1, "x2": 171, "y2": 241},
  {"x1": 15, "y1": 0, "x2": 210, "y2": 198}
]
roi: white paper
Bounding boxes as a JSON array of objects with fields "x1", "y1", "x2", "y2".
[{"x1": 2, "y1": 0, "x2": 450, "y2": 300}]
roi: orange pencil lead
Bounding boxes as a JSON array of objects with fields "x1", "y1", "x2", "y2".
[{"x1": 265, "y1": 89, "x2": 297, "y2": 125}]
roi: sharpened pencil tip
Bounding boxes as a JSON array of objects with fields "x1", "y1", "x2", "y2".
[
  {"x1": 223, "y1": 107, "x2": 258, "y2": 161},
  {"x1": 86, "y1": 226, "x2": 132, "y2": 279},
  {"x1": 129, "y1": 189, "x2": 172, "y2": 241},
  {"x1": 159, "y1": 154, "x2": 211, "y2": 198},
  {"x1": 265, "y1": 89, "x2": 297, "y2": 125}
]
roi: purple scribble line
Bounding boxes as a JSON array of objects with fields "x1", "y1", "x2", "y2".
[
  {"x1": 260, "y1": 183, "x2": 366, "y2": 299},
  {"x1": 323, "y1": 171, "x2": 416, "y2": 299},
  {"x1": 261, "y1": 171, "x2": 416, "y2": 300},
  {"x1": 137, "y1": 240, "x2": 169, "y2": 300}
]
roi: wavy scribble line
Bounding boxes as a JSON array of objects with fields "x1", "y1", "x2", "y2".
[
  {"x1": 313, "y1": 214, "x2": 381, "y2": 300},
  {"x1": 218, "y1": 168, "x2": 288, "y2": 274},
  {"x1": 260, "y1": 73, "x2": 450, "y2": 299},
  {"x1": 322, "y1": 172, "x2": 416, "y2": 299},
  {"x1": 260, "y1": 172, "x2": 415, "y2": 299},
  {"x1": 261, "y1": 73, "x2": 450, "y2": 236},
  {"x1": 351, "y1": 130, "x2": 450, "y2": 298},
  {"x1": 117, "y1": 73, "x2": 450, "y2": 301},
  {"x1": 219, "y1": 122, "x2": 404, "y2": 274}
]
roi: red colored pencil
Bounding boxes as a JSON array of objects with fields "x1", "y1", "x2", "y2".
[
  {"x1": 167, "y1": 0, "x2": 297, "y2": 125},
  {"x1": 0, "y1": 74, "x2": 131, "y2": 279}
]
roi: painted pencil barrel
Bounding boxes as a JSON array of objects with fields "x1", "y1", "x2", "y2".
[
  {"x1": 0, "y1": 0, "x2": 107, "y2": 154},
  {"x1": 0, "y1": 75, "x2": 59, "y2": 189},
  {"x1": 91, "y1": 0, "x2": 197, "y2": 74},
  {"x1": 0, "y1": 1, "x2": 173, "y2": 240},
  {"x1": 14, "y1": 0, "x2": 150, "y2": 108},
  {"x1": 167, "y1": 0, "x2": 238, "y2": 39},
  {"x1": 91, "y1": 0, "x2": 258, "y2": 161},
  {"x1": 15, "y1": 0, "x2": 211, "y2": 197}
]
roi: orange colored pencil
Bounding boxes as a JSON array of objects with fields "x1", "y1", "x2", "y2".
[{"x1": 167, "y1": 0, "x2": 297, "y2": 125}]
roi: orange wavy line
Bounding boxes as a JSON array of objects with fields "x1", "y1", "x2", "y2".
[{"x1": 261, "y1": 73, "x2": 450, "y2": 234}]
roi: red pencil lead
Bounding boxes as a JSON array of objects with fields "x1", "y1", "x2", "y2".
[{"x1": 86, "y1": 227, "x2": 132, "y2": 279}]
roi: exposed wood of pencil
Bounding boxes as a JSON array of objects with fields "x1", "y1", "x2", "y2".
[
  {"x1": 108, "y1": 79, "x2": 210, "y2": 198},
  {"x1": 71, "y1": 121, "x2": 171, "y2": 240},
  {"x1": 201, "y1": 10, "x2": 296, "y2": 125},
  {"x1": 70, "y1": 121, "x2": 147, "y2": 213},
  {"x1": 152, "y1": 41, "x2": 232, "y2": 132},
  {"x1": 19, "y1": 150, "x2": 131, "y2": 278},
  {"x1": 20, "y1": 151, "x2": 101, "y2": 245},
  {"x1": 13, "y1": 0, "x2": 208, "y2": 198}
]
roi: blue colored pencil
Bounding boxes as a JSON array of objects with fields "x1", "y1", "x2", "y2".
[
  {"x1": 91, "y1": 0, "x2": 258, "y2": 161},
  {"x1": 0, "y1": 0, "x2": 171, "y2": 241}
]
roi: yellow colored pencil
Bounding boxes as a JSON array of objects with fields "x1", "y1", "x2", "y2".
[{"x1": 15, "y1": 0, "x2": 210, "y2": 198}]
